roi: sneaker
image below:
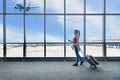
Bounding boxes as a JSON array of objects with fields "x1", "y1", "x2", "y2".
[
  {"x1": 80, "y1": 61, "x2": 84, "y2": 65},
  {"x1": 96, "y1": 62, "x2": 99, "y2": 65},
  {"x1": 72, "y1": 63, "x2": 78, "y2": 66}
]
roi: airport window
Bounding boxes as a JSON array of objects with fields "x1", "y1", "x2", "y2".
[
  {"x1": 26, "y1": 15, "x2": 44, "y2": 57},
  {"x1": 6, "y1": 15, "x2": 24, "y2": 43},
  {"x1": 107, "y1": 43, "x2": 120, "y2": 57},
  {"x1": 86, "y1": 44, "x2": 103, "y2": 57},
  {"x1": 86, "y1": 16, "x2": 103, "y2": 57},
  {"x1": 66, "y1": 43, "x2": 84, "y2": 57},
  {"x1": 6, "y1": 15, "x2": 24, "y2": 57},
  {"x1": 26, "y1": 44, "x2": 44, "y2": 57},
  {"x1": 106, "y1": 16, "x2": 120, "y2": 41},
  {"x1": 46, "y1": 0, "x2": 64, "y2": 13},
  {"x1": 26, "y1": 0, "x2": 44, "y2": 13},
  {"x1": 26, "y1": 15, "x2": 44, "y2": 42},
  {"x1": 0, "y1": 0, "x2": 3, "y2": 13},
  {"x1": 86, "y1": 16, "x2": 103, "y2": 42},
  {"x1": 0, "y1": 0, "x2": 120, "y2": 59},
  {"x1": 0, "y1": 16, "x2": 3, "y2": 57},
  {"x1": 106, "y1": 0, "x2": 120, "y2": 13},
  {"x1": 0, "y1": 43, "x2": 3, "y2": 57},
  {"x1": 106, "y1": 16, "x2": 120, "y2": 57},
  {"x1": 46, "y1": 16, "x2": 64, "y2": 57},
  {"x1": 0, "y1": 16, "x2": 3, "y2": 43},
  {"x1": 86, "y1": 0, "x2": 103, "y2": 14},
  {"x1": 66, "y1": 0, "x2": 84, "y2": 14},
  {"x1": 6, "y1": 0, "x2": 24, "y2": 13},
  {"x1": 7, "y1": 44, "x2": 23, "y2": 57},
  {"x1": 66, "y1": 16, "x2": 84, "y2": 57}
]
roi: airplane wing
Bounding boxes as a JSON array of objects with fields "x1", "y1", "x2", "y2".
[
  {"x1": 29, "y1": 6, "x2": 39, "y2": 8},
  {"x1": 8, "y1": 6, "x2": 15, "y2": 7}
]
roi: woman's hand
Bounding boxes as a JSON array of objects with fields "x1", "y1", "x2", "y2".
[
  {"x1": 78, "y1": 47, "x2": 81, "y2": 51},
  {"x1": 68, "y1": 39, "x2": 72, "y2": 43}
]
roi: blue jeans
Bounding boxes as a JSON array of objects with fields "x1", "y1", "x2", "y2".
[{"x1": 74, "y1": 45, "x2": 83, "y2": 64}]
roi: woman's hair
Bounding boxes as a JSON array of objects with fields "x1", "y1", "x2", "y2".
[{"x1": 74, "y1": 30, "x2": 80, "y2": 36}]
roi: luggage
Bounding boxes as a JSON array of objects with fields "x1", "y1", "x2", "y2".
[
  {"x1": 85, "y1": 55, "x2": 99, "y2": 68},
  {"x1": 80, "y1": 50, "x2": 99, "y2": 68}
]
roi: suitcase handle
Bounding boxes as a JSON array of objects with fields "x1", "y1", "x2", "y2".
[{"x1": 80, "y1": 50, "x2": 85, "y2": 57}]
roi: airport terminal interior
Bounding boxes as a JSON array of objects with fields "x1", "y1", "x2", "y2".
[{"x1": 0, "y1": 0, "x2": 120, "y2": 80}]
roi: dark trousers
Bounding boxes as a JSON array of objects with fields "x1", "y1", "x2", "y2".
[{"x1": 74, "y1": 45, "x2": 83, "y2": 64}]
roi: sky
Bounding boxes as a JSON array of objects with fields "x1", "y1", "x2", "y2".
[{"x1": 0, "y1": 0, "x2": 120, "y2": 43}]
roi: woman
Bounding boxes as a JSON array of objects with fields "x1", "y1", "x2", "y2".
[{"x1": 68, "y1": 30, "x2": 84, "y2": 66}]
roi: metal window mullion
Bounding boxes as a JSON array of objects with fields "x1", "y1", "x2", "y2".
[
  {"x1": 103, "y1": 0, "x2": 107, "y2": 59},
  {"x1": 64, "y1": 0, "x2": 66, "y2": 59},
  {"x1": 23, "y1": 0, "x2": 26, "y2": 58},
  {"x1": 44, "y1": 0, "x2": 46, "y2": 58},
  {"x1": 3, "y1": 0, "x2": 6, "y2": 58},
  {"x1": 84, "y1": 0, "x2": 86, "y2": 56}
]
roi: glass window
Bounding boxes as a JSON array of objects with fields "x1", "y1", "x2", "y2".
[
  {"x1": 26, "y1": 15, "x2": 44, "y2": 42},
  {"x1": 86, "y1": 16, "x2": 102, "y2": 42},
  {"x1": 46, "y1": 0, "x2": 64, "y2": 13},
  {"x1": 66, "y1": 16, "x2": 84, "y2": 57},
  {"x1": 66, "y1": 43, "x2": 84, "y2": 57},
  {"x1": 66, "y1": 16, "x2": 84, "y2": 42},
  {"x1": 26, "y1": 15, "x2": 44, "y2": 57},
  {"x1": 26, "y1": 0, "x2": 44, "y2": 13},
  {"x1": 86, "y1": 0, "x2": 103, "y2": 13},
  {"x1": 106, "y1": 16, "x2": 120, "y2": 57},
  {"x1": 0, "y1": 16, "x2": 3, "y2": 43},
  {"x1": 66, "y1": 0, "x2": 84, "y2": 13},
  {"x1": 106, "y1": 0, "x2": 120, "y2": 13},
  {"x1": 6, "y1": 0, "x2": 24, "y2": 13},
  {"x1": 46, "y1": 16, "x2": 64, "y2": 57},
  {"x1": 26, "y1": 44, "x2": 44, "y2": 57},
  {"x1": 0, "y1": 0, "x2": 3, "y2": 13},
  {"x1": 0, "y1": 44, "x2": 3, "y2": 57},
  {"x1": 7, "y1": 44, "x2": 23, "y2": 57},
  {"x1": 6, "y1": 15, "x2": 24, "y2": 43},
  {"x1": 0, "y1": 16, "x2": 3, "y2": 57},
  {"x1": 107, "y1": 43, "x2": 120, "y2": 57},
  {"x1": 86, "y1": 44, "x2": 103, "y2": 57},
  {"x1": 106, "y1": 16, "x2": 120, "y2": 41}
]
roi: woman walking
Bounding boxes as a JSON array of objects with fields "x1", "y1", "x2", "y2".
[{"x1": 68, "y1": 30, "x2": 84, "y2": 66}]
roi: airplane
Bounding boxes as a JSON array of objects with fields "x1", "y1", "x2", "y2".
[{"x1": 10, "y1": 3, "x2": 39, "y2": 12}]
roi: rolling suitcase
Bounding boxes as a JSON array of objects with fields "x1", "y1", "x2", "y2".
[
  {"x1": 81, "y1": 50, "x2": 99, "y2": 68},
  {"x1": 85, "y1": 55, "x2": 99, "y2": 68}
]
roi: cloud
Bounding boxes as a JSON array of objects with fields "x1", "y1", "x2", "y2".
[
  {"x1": 66, "y1": 0, "x2": 84, "y2": 13},
  {"x1": 46, "y1": 0, "x2": 64, "y2": 13},
  {"x1": 6, "y1": 0, "x2": 120, "y2": 41},
  {"x1": 6, "y1": 25, "x2": 24, "y2": 42},
  {"x1": 0, "y1": 23, "x2": 63, "y2": 42},
  {"x1": 46, "y1": 34, "x2": 63, "y2": 42},
  {"x1": 26, "y1": 32, "x2": 63, "y2": 42},
  {"x1": 106, "y1": 16, "x2": 120, "y2": 39},
  {"x1": 0, "y1": 23, "x2": 3, "y2": 42}
]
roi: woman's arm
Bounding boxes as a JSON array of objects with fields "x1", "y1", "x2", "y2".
[
  {"x1": 77, "y1": 35, "x2": 81, "y2": 51},
  {"x1": 78, "y1": 43, "x2": 81, "y2": 51}
]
